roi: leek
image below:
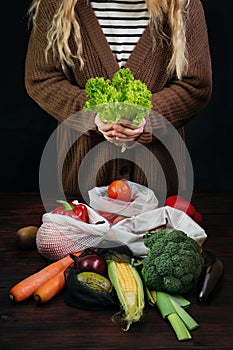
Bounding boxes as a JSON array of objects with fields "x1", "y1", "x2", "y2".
[{"x1": 155, "y1": 291, "x2": 199, "y2": 341}]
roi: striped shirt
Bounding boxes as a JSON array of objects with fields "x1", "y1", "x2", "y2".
[{"x1": 90, "y1": 0, "x2": 149, "y2": 67}]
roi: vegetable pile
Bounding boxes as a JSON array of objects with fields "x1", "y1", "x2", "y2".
[
  {"x1": 9, "y1": 188, "x2": 224, "y2": 342},
  {"x1": 84, "y1": 68, "x2": 152, "y2": 126},
  {"x1": 9, "y1": 243, "x2": 223, "y2": 340}
]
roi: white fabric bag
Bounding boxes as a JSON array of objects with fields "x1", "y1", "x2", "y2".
[
  {"x1": 102, "y1": 206, "x2": 207, "y2": 257},
  {"x1": 88, "y1": 181, "x2": 159, "y2": 217}
]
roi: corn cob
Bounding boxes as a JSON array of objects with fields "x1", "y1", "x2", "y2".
[{"x1": 107, "y1": 260, "x2": 145, "y2": 331}]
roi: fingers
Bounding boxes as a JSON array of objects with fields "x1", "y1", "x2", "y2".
[
  {"x1": 119, "y1": 117, "x2": 146, "y2": 129},
  {"x1": 95, "y1": 115, "x2": 144, "y2": 143},
  {"x1": 113, "y1": 124, "x2": 143, "y2": 139},
  {"x1": 103, "y1": 125, "x2": 142, "y2": 142},
  {"x1": 95, "y1": 115, "x2": 116, "y2": 141},
  {"x1": 96, "y1": 122, "x2": 117, "y2": 142}
]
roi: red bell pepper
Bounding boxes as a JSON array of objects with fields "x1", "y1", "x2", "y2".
[
  {"x1": 165, "y1": 195, "x2": 196, "y2": 218},
  {"x1": 165, "y1": 195, "x2": 203, "y2": 225},
  {"x1": 52, "y1": 200, "x2": 89, "y2": 223}
]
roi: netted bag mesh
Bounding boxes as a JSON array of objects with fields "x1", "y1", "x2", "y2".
[
  {"x1": 36, "y1": 207, "x2": 110, "y2": 260},
  {"x1": 36, "y1": 222, "x2": 106, "y2": 260}
]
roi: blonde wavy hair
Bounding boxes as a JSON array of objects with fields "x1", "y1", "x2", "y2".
[{"x1": 28, "y1": 0, "x2": 190, "y2": 79}]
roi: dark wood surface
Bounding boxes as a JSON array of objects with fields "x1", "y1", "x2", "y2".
[{"x1": 0, "y1": 192, "x2": 233, "y2": 350}]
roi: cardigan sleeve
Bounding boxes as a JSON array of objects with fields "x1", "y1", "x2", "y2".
[{"x1": 24, "y1": 0, "x2": 96, "y2": 133}]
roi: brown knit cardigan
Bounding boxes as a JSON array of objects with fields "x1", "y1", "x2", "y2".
[{"x1": 25, "y1": 0, "x2": 212, "y2": 203}]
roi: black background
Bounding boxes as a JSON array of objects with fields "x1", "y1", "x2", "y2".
[{"x1": 1, "y1": 0, "x2": 232, "y2": 193}]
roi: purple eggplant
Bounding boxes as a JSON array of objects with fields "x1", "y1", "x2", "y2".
[{"x1": 198, "y1": 250, "x2": 224, "y2": 302}]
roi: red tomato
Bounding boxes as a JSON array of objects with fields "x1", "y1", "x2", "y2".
[{"x1": 108, "y1": 180, "x2": 131, "y2": 202}]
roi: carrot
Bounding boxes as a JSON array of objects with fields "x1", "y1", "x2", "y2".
[
  {"x1": 34, "y1": 270, "x2": 66, "y2": 303},
  {"x1": 9, "y1": 251, "x2": 82, "y2": 302}
]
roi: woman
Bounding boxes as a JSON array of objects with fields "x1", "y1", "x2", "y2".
[{"x1": 25, "y1": 0, "x2": 212, "y2": 202}]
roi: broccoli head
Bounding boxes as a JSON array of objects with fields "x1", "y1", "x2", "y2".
[{"x1": 141, "y1": 229, "x2": 204, "y2": 294}]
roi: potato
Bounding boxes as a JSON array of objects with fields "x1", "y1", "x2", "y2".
[{"x1": 16, "y1": 226, "x2": 39, "y2": 250}]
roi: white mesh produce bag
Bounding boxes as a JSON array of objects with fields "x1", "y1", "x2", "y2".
[
  {"x1": 36, "y1": 202, "x2": 110, "y2": 260},
  {"x1": 102, "y1": 206, "x2": 207, "y2": 257},
  {"x1": 88, "y1": 181, "x2": 158, "y2": 217}
]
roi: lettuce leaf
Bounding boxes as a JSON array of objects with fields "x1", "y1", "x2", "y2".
[{"x1": 84, "y1": 68, "x2": 152, "y2": 126}]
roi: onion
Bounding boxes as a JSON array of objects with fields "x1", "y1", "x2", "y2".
[{"x1": 74, "y1": 254, "x2": 106, "y2": 275}]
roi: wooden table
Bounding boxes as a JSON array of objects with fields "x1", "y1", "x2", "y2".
[{"x1": 0, "y1": 192, "x2": 233, "y2": 350}]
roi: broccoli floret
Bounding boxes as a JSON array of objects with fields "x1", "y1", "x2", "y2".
[
  {"x1": 141, "y1": 229, "x2": 204, "y2": 294},
  {"x1": 144, "y1": 229, "x2": 170, "y2": 249},
  {"x1": 141, "y1": 261, "x2": 164, "y2": 290}
]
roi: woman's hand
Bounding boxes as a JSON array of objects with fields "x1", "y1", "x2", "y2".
[{"x1": 95, "y1": 114, "x2": 145, "y2": 143}]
